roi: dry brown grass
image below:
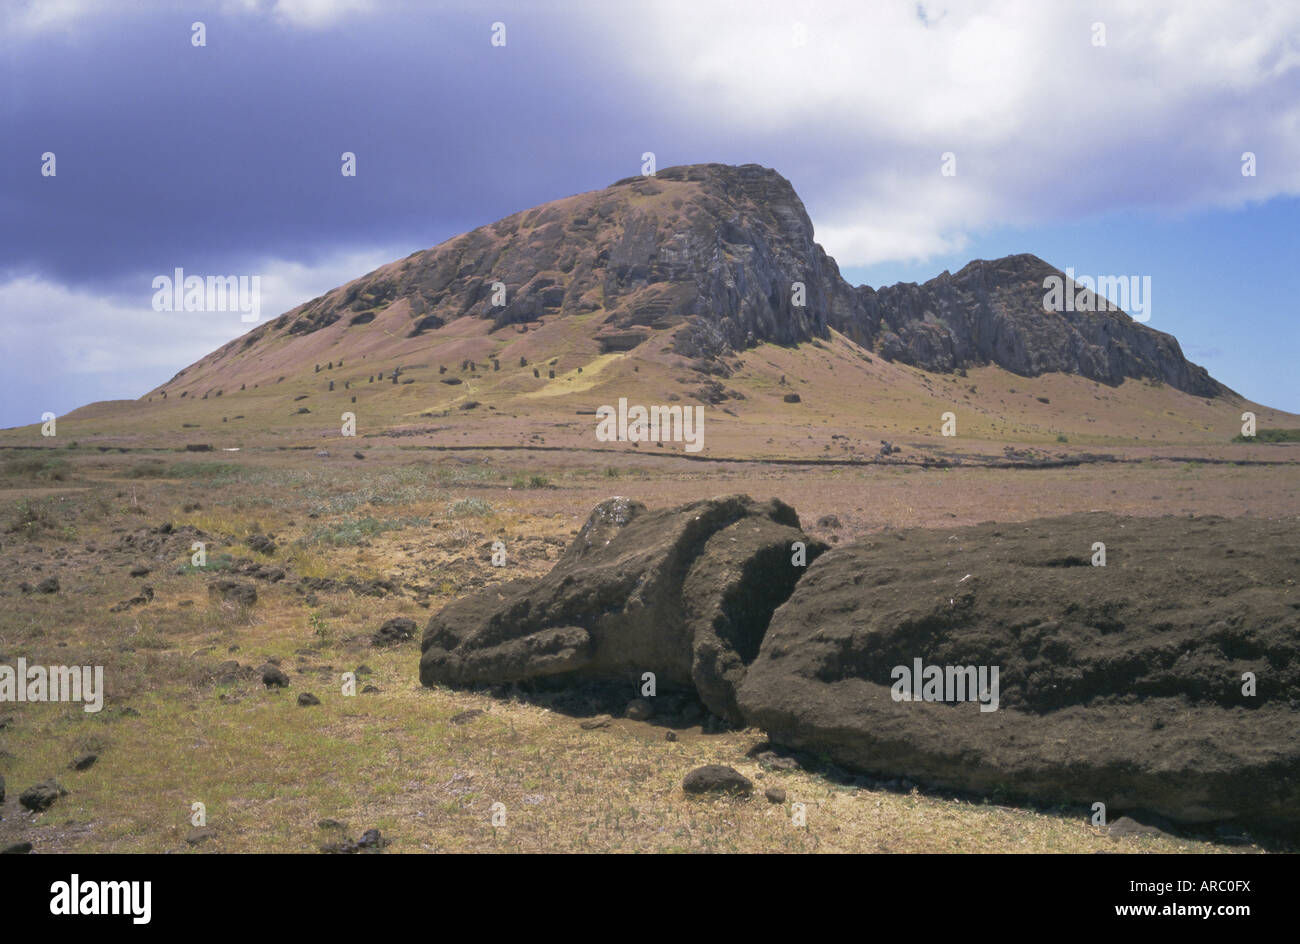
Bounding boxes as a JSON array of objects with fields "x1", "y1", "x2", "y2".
[{"x1": 0, "y1": 447, "x2": 1292, "y2": 853}]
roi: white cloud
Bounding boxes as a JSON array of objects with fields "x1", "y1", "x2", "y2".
[
  {"x1": 222, "y1": 0, "x2": 376, "y2": 29},
  {"x1": 2, "y1": 0, "x2": 377, "y2": 36},
  {"x1": 580, "y1": 0, "x2": 1300, "y2": 265},
  {"x1": 0, "y1": 245, "x2": 403, "y2": 387}
]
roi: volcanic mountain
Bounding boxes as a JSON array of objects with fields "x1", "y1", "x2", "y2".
[
  {"x1": 168, "y1": 162, "x2": 1219, "y2": 396},
  {"x1": 34, "y1": 163, "x2": 1295, "y2": 453}
]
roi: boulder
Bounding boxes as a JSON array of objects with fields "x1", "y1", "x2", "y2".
[
  {"x1": 420, "y1": 495, "x2": 827, "y2": 722},
  {"x1": 738, "y1": 512, "x2": 1300, "y2": 834}
]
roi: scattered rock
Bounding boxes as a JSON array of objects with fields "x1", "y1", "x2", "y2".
[
  {"x1": 258, "y1": 664, "x2": 289, "y2": 688},
  {"x1": 815, "y1": 514, "x2": 841, "y2": 530},
  {"x1": 19, "y1": 779, "x2": 68, "y2": 813},
  {"x1": 682, "y1": 765, "x2": 753, "y2": 796},
  {"x1": 625, "y1": 698, "x2": 654, "y2": 721},
  {"x1": 185, "y1": 827, "x2": 217, "y2": 845},
  {"x1": 208, "y1": 580, "x2": 257, "y2": 607},
  {"x1": 245, "y1": 534, "x2": 276, "y2": 555},
  {"x1": 783, "y1": 393, "x2": 801, "y2": 403},
  {"x1": 1108, "y1": 813, "x2": 1180, "y2": 840},
  {"x1": 450, "y1": 709, "x2": 484, "y2": 725},
  {"x1": 764, "y1": 786, "x2": 787, "y2": 804},
  {"x1": 36, "y1": 577, "x2": 59, "y2": 594},
  {"x1": 580, "y1": 715, "x2": 612, "y2": 730},
  {"x1": 109, "y1": 584, "x2": 154, "y2": 611},
  {"x1": 665, "y1": 731, "x2": 678, "y2": 742},
  {"x1": 321, "y1": 827, "x2": 389, "y2": 854},
  {"x1": 361, "y1": 684, "x2": 380, "y2": 694},
  {"x1": 753, "y1": 750, "x2": 799, "y2": 772},
  {"x1": 70, "y1": 753, "x2": 97, "y2": 771},
  {"x1": 297, "y1": 692, "x2": 321, "y2": 707},
  {"x1": 129, "y1": 564, "x2": 151, "y2": 577},
  {"x1": 372, "y1": 617, "x2": 417, "y2": 647},
  {"x1": 317, "y1": 818, "x2": 346, "y2": 830}
]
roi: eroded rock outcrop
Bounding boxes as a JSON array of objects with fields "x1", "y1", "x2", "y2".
[
  {"x1": 419, "y1": 495, "x2": 827, "y2": 721},
  {"x1": 738, "y1": 512, "x2": 1300, "y2": 833}
]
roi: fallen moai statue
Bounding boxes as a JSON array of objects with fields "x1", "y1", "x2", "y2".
[
  {"x1": 739, "y1": 512, "x2": 1300, "y2": 834},
  {"x1": 421, "y1": 497, "x2": 1300, "y2": 834},
  {"x1": 420, "y1": 494, "x2": 827, "y2": 723}
]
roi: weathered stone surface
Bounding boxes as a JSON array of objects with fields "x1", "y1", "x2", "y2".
[
  {"x1": 737, "y1": 513, "x2": 1300, "y2": 833},
  {"x1": 420, "y1": 495, "x2": 826, "y2": 721}
]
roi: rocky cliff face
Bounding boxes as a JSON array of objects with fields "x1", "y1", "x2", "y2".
[
  {"x1": 852, "y1": 254, "x2": 1220, "y2": 395},
  {"x1": 250, "y1": 163, "x2": 1223, "y2": 396}
]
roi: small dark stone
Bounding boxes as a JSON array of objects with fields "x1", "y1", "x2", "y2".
[
  {"x1": 36, "y1": 576, "x2": 59, "y2": 594},
  {"x1": 625, "y1": 698, "x2": 654, "y2": 721},
  {"x1": 70, "y1": 753, "x2": 97, "y2": 771},
  {"x1": 258, "y1": 664, "x2": 289, "y2": 688},
  {"x1": 450, "y1": 709, "x2": 484, "y2": 725},
  {"x1": 297, "y1": 692, "x2": 321, "y2": 706},
  {"x1": 321, "y1": 827, "x2": 389, "y2": 854},
  {"x1": 372, "y1": 617, "x2": 417, "y2": 647},
  {"x1": 185, "y1": 827, "x2": 217, "y2": 845},
  {"x1": 208, "y1": 580, "x2": 257, "y2": 607},
  {"x1": 754, "y1": 750, "x2": 799, "y2": 772},
  {"x1": 361, "y1": 684, "x2": 380, "y2": 694},
  {"x1": 682, "y1": 765, "x2": 753, "y2": 796},
  {"x1": 665, "y1": 731, "x2": 678, "y2": 742},
  {"x1": 245, "y1": 534, "x2": 276, "y2": 555},
  {"x1": 129, "y1": 564, "x2": 151, "y2": 577},
  {"x1": 783, "y1": 393, "x2": 801, "y2": 403},
  {"x1": 1109, "y1": 813, "x2": 1180, "y2": 840},
  {"x1": 318, "y1": 818, "x2": 346, "y2": 830},
  {"x1": 765, "y1": 786, "x2": 787, "y2": 804},
  {"x1": 580, "y1": 715, "x2": 612, "y2": 730}
]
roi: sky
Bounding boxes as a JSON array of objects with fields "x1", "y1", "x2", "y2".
[{"x1": 2, "y1": 0, "x2": 1297, "y2": 429}]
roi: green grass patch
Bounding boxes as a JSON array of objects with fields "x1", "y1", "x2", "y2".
[
  {"x1": 303, "y1": 515, "x2": 430, "y2": 546},
  {"x1": 1233, "y1": 428, "x2": 1300, "y2": 443},
  {"x1": 2, "y1": 453, "x2": 71, "y2": 482},
  {"x1": 447, "y1": 497, "x2": 493, "y2": 518}
]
